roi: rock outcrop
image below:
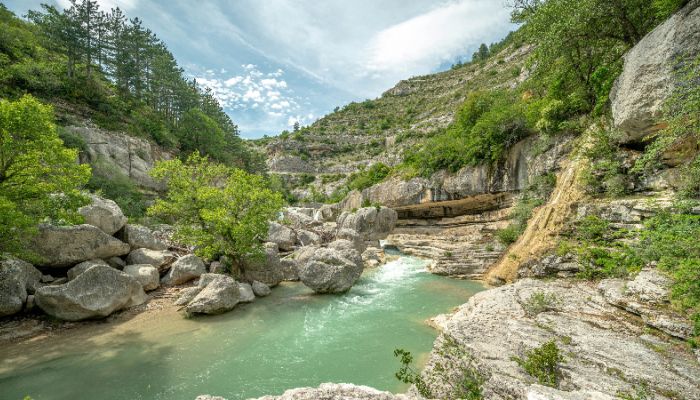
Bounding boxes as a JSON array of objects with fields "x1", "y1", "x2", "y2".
[
  {"x1": 244, "y1": 383, "x2": 414, "y2": 400},
  {"x1": 161, "y1": 255, "x2": 206, "y2": 285},
  {"x1": 611, "y1": 0, "x2": 700, "y2": 142},
  {"x1": 78, "y1": 194, "x2": 127, "y2": 235},
  {"x1": 0, "y1": 256, "x2": 42, "y2": 317},
  {"x1": 35, "y1": 265, "x2": 147, "y2": 321},
  {"x1": 423, "y1": 278, "x2": 700, "y2": 400},
  {"x1": 297, "y1": 244, "x2": 363, "y2": 294},
  {"x1": 68, "y1": 123, "x2": 174, "y2": 190},
  {"x1": 33, "y1": 224, "x2": 131, "y2": 268},
  {"x1": 252, "y1": 280, "x2": 271, "y2": 297}
]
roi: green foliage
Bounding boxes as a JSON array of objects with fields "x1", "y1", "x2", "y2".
[
  {"x1": 86, "y1": 156, "x2": 147, "y2": 218},
  {"x1": 523, "y1": 291, "x2": 559, "y2": 316},
  {"x1": 511, "y1": 0, "x2": 664, "y2": 113},
  {"x1": 394, "y1": 334, "x2": 484, "y2": 400},
  {"x1": 404, "y1": 90, "x2": 537, "y2": 176},
  {"x1": 0, "y1": 95, "x2": 91, "y2": 257},
  {"x1": 148, "y1": 153, "x2": 284, "y2": 262},
  {"x1": 497, "y1": 173, "x2": 556, "y2": 245},
  {"x1": 512, "y1": 340, "x2": 564, "y2": 388},
  {"x1": 581, "y1": 126, "x2": 634, "y2": 197},
  {"x1": 347, "y1": 163, "x2": 391, "y2": 191}
]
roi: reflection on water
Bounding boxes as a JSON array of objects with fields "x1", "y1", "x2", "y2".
[{"x1": 0, "y1": 256, "x2": 483, "y2": 400}]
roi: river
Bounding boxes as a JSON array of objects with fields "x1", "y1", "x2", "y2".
[{"x1": 0, "y1": 255, "x2": 483, "y2": 400}]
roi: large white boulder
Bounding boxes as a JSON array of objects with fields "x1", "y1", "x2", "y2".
[
  {"x1": 161, "y1": 254, "x2": 206, "y2": 285},
  {"x1": 35, "y1": 265, "x2": 146, "y2": 321},
  {"x1": 297, "y1": 243, "x2": 363, "y2": 294},
  {"x1": 185, "y1": 274, "x2": 240, "y2": 315},
  {"x1": 240, "y1": 242, "x2": 283, "y2": 287},
  {"x1": 337, "y1": 207, "x2": 397, "y2": 241},
  {"x1": 267, "y1": 222, "x2": 297, "y2": 251},
  {"x1": 78, "y1": 194, "x2": 127, "y2": 235},
  {"x1": 0, "y1": 256, "x2": 42, "y2": 317},
  {"x1": 33, "y1": 224, "x2": 130, "y2": 268},
  {"x1": 123, "y1": 264, "x2": 160, "y2": 291},
  {"x1": 67, "y1": 259, "x2": 110, "y2": 281},
  {"x1": 120, "y1": 224, "x2": 168, "y2": 251},
  {"x1": 126, "y1": 248, "x2": 176, "y2": 271}
]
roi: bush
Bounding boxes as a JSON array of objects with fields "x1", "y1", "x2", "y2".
[
  {"x1": 86, "y1": 156, "x2": 147, "y2": 218},
  {"x1": 346, "y1": 162, "x2": 391, "y2": 192},
  {"x1": 148, "y1": 153, "x2": 284, "y2": 262},
  {"x1": 497, "y1": 173, "x2": 556, "y2": 245},
  {"x1": 523, "y1": 291, "x2": 558, "y2": 316},
  {"x1": 394, "y1": 334, "x2": 484, "y2": 400},
  {"x1": 512, "y1": 340, "x2": 564, "y2": 388}
]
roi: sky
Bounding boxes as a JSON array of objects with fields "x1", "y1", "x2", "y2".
[{"x1": 5, "y1": 0, "x2": 516, "y2": 138}]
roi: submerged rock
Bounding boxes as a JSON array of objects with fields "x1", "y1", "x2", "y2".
[
  {"x1": 0, "y1": 256, "x2": 42, "y2": 317},
  {"x1": 78, "y1": 194, "x2": 127, "y2": 235},
  {"x1": 35, "y1": 265, "x2": 146, "y2": 321},
  {"x1": 33, "y1": 224, "x2": 130, "y2": 268}
]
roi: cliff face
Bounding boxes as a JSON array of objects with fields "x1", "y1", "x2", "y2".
[{"x1": 66, "y1": 122, "x2": 175, "y2": 191}]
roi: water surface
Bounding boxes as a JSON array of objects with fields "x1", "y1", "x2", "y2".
[{"x1": 0, "y1": 256, "x2": 483, "y2": 400}]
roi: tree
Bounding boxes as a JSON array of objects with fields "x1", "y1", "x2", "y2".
[
  {"x1": 0, "y1": 95, "x2": 91, "y2": 256},
  {"x1": 176, "y1": 108, "x2": 226, "y2": 159},
  {"x1": 293, "y1": 121, "x2": 300, "y2": 132},
  {"x1": 147, "y1": 153, "x2": 283, "y2": 262}
]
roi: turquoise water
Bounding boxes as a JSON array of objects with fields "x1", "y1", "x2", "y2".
[{"x1": 0, "y1": 256, "x2": 483, "y2": 400}]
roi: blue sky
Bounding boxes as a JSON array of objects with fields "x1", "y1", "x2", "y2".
[{"x1": 5, "y1": 0, "x2": 515, "y2": 138}]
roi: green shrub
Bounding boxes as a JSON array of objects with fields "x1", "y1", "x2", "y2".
[
  {"x1": 512, "y1": 340, "x2": 564, "y2": 388},
  {"x1": 394, "y1": 335, "x2": 484, "y2": 400},
  {"x1": 346, "y1": 162, "x2": 391, "y2": 191},
  {"x1": 57, "y1": 126, "x2": 88, "y2": 154},
  {"x1": 86, "y1": 156, "x2": 147, "y2": 218},
  {"x1": 523, "y1": 291, "x2": 559, "y2": 316},
  {"x1": 497, "y1": 173, "x2": 556, "y2": 245}
]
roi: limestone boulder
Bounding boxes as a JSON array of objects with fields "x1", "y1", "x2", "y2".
[
  {"x1": 252, "y1": 281, "x2": 271, "y2": 297},
  {"x1": 0, "y1": 256, "x2": 42, "y2": 317},
  {"x1": 67, "y1": 259, "x2": 110, "y2": 281},
  {"x1": 161, "y1": 255, "x2": 206, "y2": 285},
  {"x1": 126, "y1": 248, "x2": 176, "y2": 271},
  {"x1": 185, "y1": 274, "x2": 240, "y2": 315},
  {"x1": 296, "y1": 230, "x2": 321, "y2": 246},
  {"x1": 297, "y1": 245, "x2": 363, "y2": 294},
  {"x1": 611, "y1": 1, "x2": 700, "y2": 142},
  {"x1": 238, "y1": 282, "x2": 255, "y2": 303},
  {"x1": 33, "y1": 224, "x2": 131, "y2": 268},
  {"x1": 35, "y1": 265, "x2": 146, "y2": 321},
  {"x1": 78, "y1": 194, "x2": 127, "y2": 235},
  {"x1": 120, "y1": 224, "x2": 168, "y2": 251},
  {"x1": 280, "y1": 257, "x2": 300, "y2": 281},
  {"x1": 123, "y1": 264, "x2": 160, "y2": 291},
  {"x1": 337, "y1": 207, "x2": 397, "y2": 241},
  {"x1": 267, "y1": 222, "x2": 297, "y2": 251},
  {"x1": 240, "y1": 242, "x2": 283, "y2": 287}
]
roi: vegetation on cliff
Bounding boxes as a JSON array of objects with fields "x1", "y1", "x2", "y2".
[{"x1": 0, "y1": 1, "x2": 261, "y2": 171}]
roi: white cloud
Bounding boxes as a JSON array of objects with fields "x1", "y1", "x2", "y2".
[{"x1": 365, "y1": 0, "x2": 512, "y2": 77}]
